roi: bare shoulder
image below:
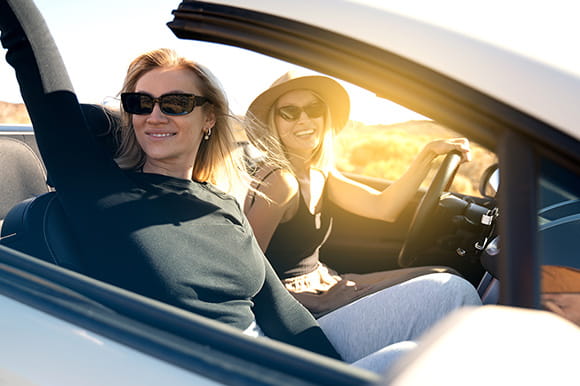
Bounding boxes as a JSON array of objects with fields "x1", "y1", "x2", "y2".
[
  {"x1": 250, "y1": 166, "x2": 298, "y2": 208},
  {"x1": 327, "y1": 168, "x2": 354, "y2": 187}
]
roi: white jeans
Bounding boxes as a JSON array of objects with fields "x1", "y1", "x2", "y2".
[
  {"x1": 317, "y1": 272, "x2": 481, "y2": 373},
  {"x1": 244, "y1": 273, "x2": 482, "y2": 374}
]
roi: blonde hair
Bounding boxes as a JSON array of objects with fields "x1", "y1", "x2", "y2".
[
  {"x1": 115, "y1": 48, "x2": 248, "y2": 194},
  {"x1": 245, "y1": 91, "x2": 336, "y2": 177}
]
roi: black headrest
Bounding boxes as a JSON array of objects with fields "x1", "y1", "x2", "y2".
[{"x1": 0, "y1": 191, "x2": 85, "y2": 272}]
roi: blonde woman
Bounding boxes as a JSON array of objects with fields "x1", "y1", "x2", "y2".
[
  {"x1": 4, "y1": 41, "x2": 341, "y2": 359},
  {"x1": 244, "y1": 72, "x2": 481, "y2": 363}
]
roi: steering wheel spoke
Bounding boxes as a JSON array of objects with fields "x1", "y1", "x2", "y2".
[{"x1": 398, "y1": 151, "x2": 463, "y2": 267}]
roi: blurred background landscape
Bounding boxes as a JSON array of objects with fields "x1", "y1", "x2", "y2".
[
  {"x1": 1, "y1": 101, "x2": 496, "y2": 196},
  {"x1": 336, "y1": 120, "x2": 497, "y2": 196},
  {"x1": 0, "y1": 101, "x2": 30, "y2": 124}
]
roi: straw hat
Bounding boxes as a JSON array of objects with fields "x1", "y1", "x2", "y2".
[{"x1": 246, "y1": 71, "x2": 350, "y2": 131}]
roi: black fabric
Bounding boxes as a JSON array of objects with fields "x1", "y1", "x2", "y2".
[
  {"x1": 1, "y1": 192, "x2": 85, "y2": 272},
  {"x1": 0, "y1": 137, "x2": 49, "y2": 219},
  {"x1": 81, "y1": 103, "x2": 121, "y2": 157},
  {"x1": 265, "y1": 185, "x2": 332, "y2": 279},
  {"x1": 0, "y1": 0, "x2": 340, "y2": 359}
]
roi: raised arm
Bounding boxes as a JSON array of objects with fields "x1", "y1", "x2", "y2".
[
  {"x1": 327, "y1": 138, "x2": 471, "y2": 222},
  {"x1": 1, "y1": 0, "x2": 130, "y2": 196}
]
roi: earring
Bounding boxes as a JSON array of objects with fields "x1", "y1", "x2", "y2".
[{"x1": 204, "y1": 126, "x2": 212, "y2": 141}]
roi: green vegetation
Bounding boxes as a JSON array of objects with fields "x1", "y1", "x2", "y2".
[{"x1": 336, "y1": 120, "x2": 497, "y2": 197}]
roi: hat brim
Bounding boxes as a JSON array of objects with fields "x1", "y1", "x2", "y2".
[{"x1": 247, "y1": 75, "x2": 350, "y2": 131}]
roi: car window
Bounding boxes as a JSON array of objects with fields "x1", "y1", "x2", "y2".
[
  {"x1": 538, "y1": 157, "x2": 580, "y2": 325},
  {"x1": 538, "y1": 158, "x2": 580, "y2": 268},
  {"x1": 334, "y1": 83, "x2": 497, "y2": 198}
]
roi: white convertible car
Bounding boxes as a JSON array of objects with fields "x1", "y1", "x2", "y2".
[{"x1": 1, "y1": 1, "x2": 579, "y2": 385}]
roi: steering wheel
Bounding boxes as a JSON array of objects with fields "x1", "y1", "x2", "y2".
[{"x1": 398, "y1": 151, "x2": 463, "y2": 267}]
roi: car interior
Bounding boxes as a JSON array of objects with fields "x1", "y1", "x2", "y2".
[
  {"x1": 0, "y1": 134, "x2": 50, "y2": 229},
  {"x1": 0, "y1": 106, "x2": 500, "y2": 307},
  {"x1": 0, "y1": 112, "x2": 385, "y2": 386},
  {"x1": 1, "y1": 104, "x2": 120, "y2": 271},
  {"x1": 0, "y1": 0, "x2": 521, "y2": 323},
  {"x1": 1, "y1": 0, "x2": 579, "y2": 384}
]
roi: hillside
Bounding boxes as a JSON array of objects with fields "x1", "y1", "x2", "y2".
[
  {"x1": 0, "y1": 101, "x2": 30, "y2": 124},
  {"x1": 336, "y1": 120, "x2": 497, "y2": 196}
]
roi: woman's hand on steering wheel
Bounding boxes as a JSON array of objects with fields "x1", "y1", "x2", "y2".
[{"x1": 424, "y1": 138, "x2": 472, "y2": 163}]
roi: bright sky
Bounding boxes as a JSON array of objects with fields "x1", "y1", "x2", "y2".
[
  {"x1": 1, "y1": 0, "x2": 579, "y2": 124},
  {"x1": 0, "y1": 0, "x2": 424, "y2": 124}
]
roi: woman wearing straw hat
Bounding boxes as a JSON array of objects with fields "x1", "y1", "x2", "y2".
[{"x1": 244, "y1": 71, "x2": 481, "y2": 363}]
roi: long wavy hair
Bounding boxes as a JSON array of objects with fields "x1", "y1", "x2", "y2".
[
  {"x1": 245, "y1": 91, "x2": 336, "y2": 177},
  {"x1": 114, "y1": 48, "x2": 248, "y2": 194}
]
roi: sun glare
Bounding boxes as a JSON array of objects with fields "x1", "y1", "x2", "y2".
[{"x1": 343, "y1": 83, "x2": 427, "y2": 125}]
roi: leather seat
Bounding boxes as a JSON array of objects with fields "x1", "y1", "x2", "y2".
[
  {"x1": 0, "y1": 104, "x2": 119, "y2": 272},
  {"x1": 1, "y1": 190, "x2": 85, "y2": 272},
  {"x1": 0, "y1": 137, "x2": 50, "y2": 229}
]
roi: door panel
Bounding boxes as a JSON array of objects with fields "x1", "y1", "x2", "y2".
[{"x1": 320, "y1": 173, "x2": 422, "y2": 273}]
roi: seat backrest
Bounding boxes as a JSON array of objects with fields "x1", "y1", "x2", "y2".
[
  {"x1": 0, "y1": 105, "x2": 120, "y2": 272},
  {"x1": 0, "y1": 137, "x2": 50, "y2": 227},
  {"x1": 0, "y1": 191, "x2": 85, "y2": 272}
]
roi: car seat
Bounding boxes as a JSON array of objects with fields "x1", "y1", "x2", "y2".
[
  {"x1": 0, "y1": 104, "x2": 120, "y2": 272},
  {"x1": 0, "y1": 191, "x2": 85, "y2": 272},
  {"x1": 0, "y1": 136, "x2": 50, "y2": 229}
]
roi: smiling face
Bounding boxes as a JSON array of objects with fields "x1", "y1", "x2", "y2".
[
  {"x1": 274, "y1": 89, "x2": 326, "y2": 159},
  {"x1": 132, "y1": 67, "x2": 214, "y2": 177}
]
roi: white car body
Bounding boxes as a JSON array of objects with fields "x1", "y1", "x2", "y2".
[{"x1": 0, "y1": 296, "x2": 218, "y2": 386}]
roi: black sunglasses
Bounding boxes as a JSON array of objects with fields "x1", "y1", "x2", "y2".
[
  {"x1": 277, "y1": 102, "x2": 326, "y2": 122},
  {"x1": 121, "y1": 92, "x2": 209, "y2": 116}
]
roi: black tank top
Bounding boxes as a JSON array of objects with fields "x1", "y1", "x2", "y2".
[{"x1": 265, "y1": 183, "x2": 333, "y2": 279}]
